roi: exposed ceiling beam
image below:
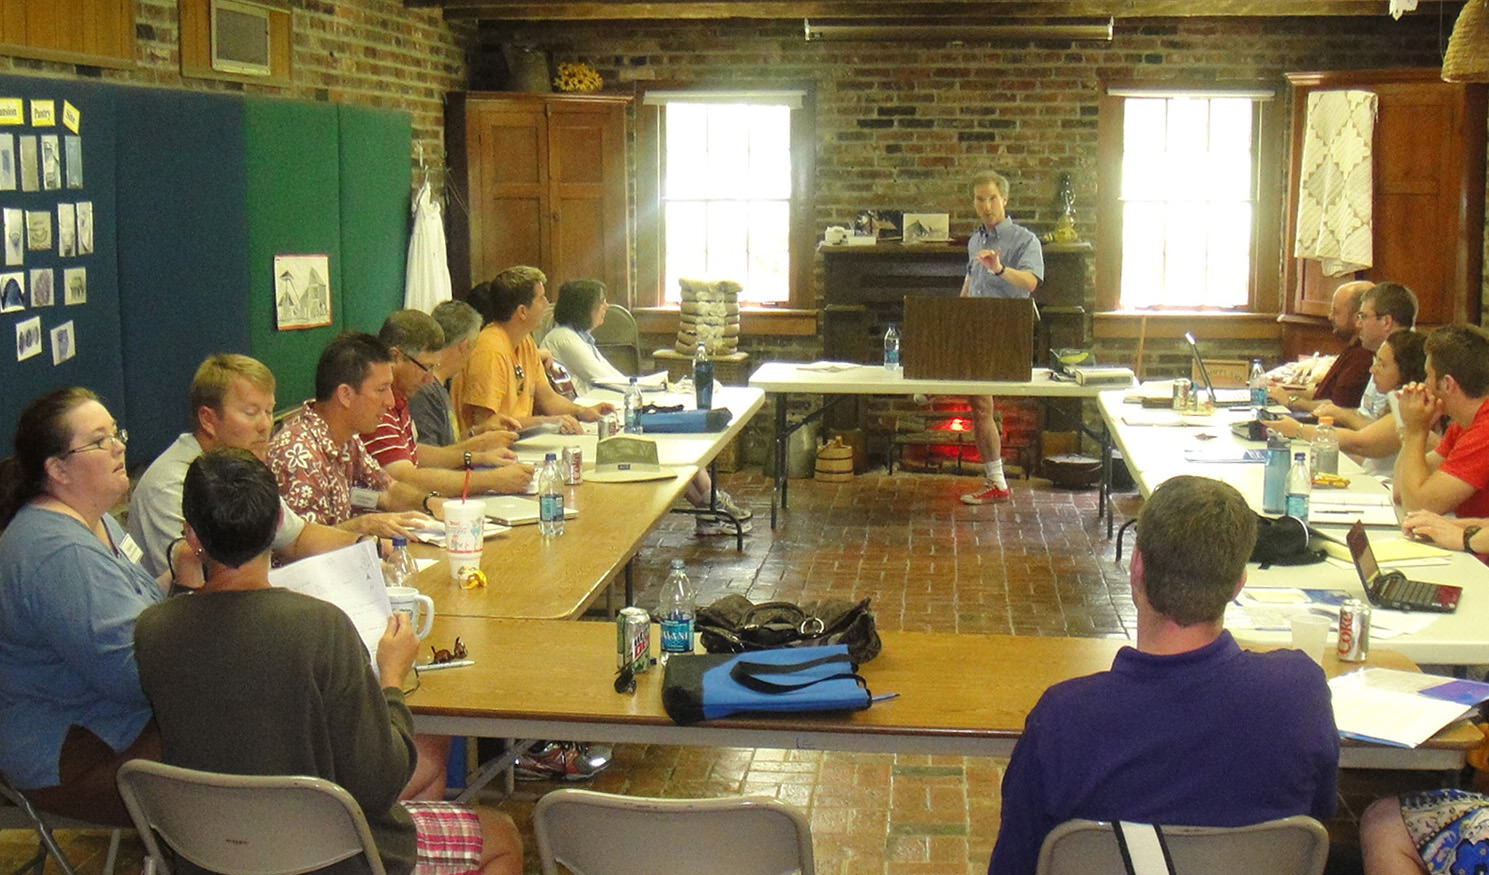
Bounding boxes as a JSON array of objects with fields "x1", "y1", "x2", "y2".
[{"x1": 408, "y1": 0, "x2": 1459, "y2": 22}]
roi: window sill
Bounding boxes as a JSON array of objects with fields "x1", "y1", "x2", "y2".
[
  {"x1": 1092, "y1": 310, "x2": 1283, "y2": 341},
  {"x1": 634, "y1": 307, "x2": 818, "y2": 337}
]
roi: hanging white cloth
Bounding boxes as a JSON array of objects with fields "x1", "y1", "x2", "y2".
[
  {"x1": 1389, "y1": 0, "x2": 1419, "y2": 20},
  {"x1": 404, "y1": 182, "x2": 452, "y2": 311},
  {"x1": 1293, "y1": 89, "x2": 1377, "y2": 277}
]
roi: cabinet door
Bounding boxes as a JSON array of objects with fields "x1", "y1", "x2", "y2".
[
  {"x1": 548, "y1": 101, "x2": 629, "y2": 297},
  {"x1": 465, "y1": 103, "x2": 547, "y2": 288}
]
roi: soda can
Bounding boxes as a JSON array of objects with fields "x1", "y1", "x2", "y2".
[
  {"x1": 1172, "y1": 378, "x2": 1192, "y2": 412},
  {"x1": 617, "y1": 606, "x2": 651, "y2": 674},
  {"x1": 597, "y1": 416, "x2": 611, "y2": 441},
  {"x1": 1337, "y1": 598, "x2": 1371, "y2": 662},
  {"x1": 562, "y1": 445, "x2": 583, "y2": 485}
]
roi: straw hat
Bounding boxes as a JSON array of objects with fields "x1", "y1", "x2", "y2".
[{"x1": 1443, "y1": 0, "x2": 1489, "y2": 82}]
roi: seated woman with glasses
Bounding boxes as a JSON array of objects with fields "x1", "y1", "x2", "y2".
[
  {"x1": 0, "y1": 387, "x2": 170, "y2": 824},
  {"x1": 541, "y1": 279, "x2": 754, "y2": 535},
  {"x1": 134, "y1": 447, "x2": 522, "y2": 875}
]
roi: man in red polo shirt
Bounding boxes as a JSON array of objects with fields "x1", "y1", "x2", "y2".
[
  {"x1": 1395, "y1": 324, "x2": 1489, "y2": 518},
  {"x1": 363, "y1": 309, "x2": 533, "y2": 497}
]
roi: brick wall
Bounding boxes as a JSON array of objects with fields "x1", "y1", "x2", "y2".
[
  {"x1": 486, "y1": 14, "x2": 1467, "y2": 329},
  {"x1": 1, "y1": 0, "x2": 475, "y2": 190}
]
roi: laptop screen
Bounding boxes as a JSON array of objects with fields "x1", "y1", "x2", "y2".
[
  {"x1": 1183, "y1": 332, "x2": 1217, "y2": 400},
  {"x1": 1345, "y1": 521, "x2": 1381, "y2": 584}
]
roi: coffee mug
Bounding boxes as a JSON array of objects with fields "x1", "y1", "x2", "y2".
[
  {"x1": 385, "y1": 586, "x2": 435, "y2": 639},
  {"x1": 825, "y1": 225, "x2": 849, "y2": 245}
]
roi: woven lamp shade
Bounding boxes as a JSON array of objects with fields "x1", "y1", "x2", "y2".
[{"x1": 1444, "y1": 0, "x2": 1489, "y2": 82}]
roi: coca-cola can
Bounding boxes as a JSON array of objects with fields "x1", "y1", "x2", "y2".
[
  {"x1": 597, "y1": 416, "x2": 611, "y2": 441},
  {"x1": 1172, "y1": 378, "x2": 1192, "y2": 412},
  {"x1": 562, "y1": 445, "x2": 583, "y2": 485},
  {"x1": 1337, "y1": 598, "x2": 1371, "y2": 662}
]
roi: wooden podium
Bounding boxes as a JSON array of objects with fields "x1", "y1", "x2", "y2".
[{"x1": 902, "y1": 296, "x2": 1034, "y2": 381}]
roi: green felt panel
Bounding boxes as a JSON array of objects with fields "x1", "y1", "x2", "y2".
[
  {"x1": 243, "y1": 97, "x2": 343, "y2": 407},
  {"x1": 338, "y1": 104, "x2": 412, "y2": 333}
]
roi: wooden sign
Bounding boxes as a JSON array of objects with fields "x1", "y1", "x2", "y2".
[{"x1": 902, "y1": 296, "x2": 1034, "y2": 382}]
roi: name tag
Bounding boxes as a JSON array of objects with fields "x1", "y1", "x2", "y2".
[
  {"x1": 350, "y1": 487, "x2": 380, "y2": 510},
  {"x1": 118, "y1": 534, "x2": 143, "y2": 564}
]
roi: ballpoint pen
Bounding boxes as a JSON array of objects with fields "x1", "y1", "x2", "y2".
[{"x1": 416, "y1": 659, "x2": 474, "y2": 672}]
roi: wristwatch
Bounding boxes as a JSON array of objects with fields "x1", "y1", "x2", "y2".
[
  {"x1": 994, "y1": 265, "x2": 1007, "y2": 276},
  {"x1": 463, "y1": 451, "x2": 473, "y2": 469},
  {"x1": 1464, "y1": 525, "x2": 1482, "y2": 554},
  {"x1": 422, "y1": 490, "x2": 440, "y2": 514}
]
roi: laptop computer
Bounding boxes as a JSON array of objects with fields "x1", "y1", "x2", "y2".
[
  {"x1": 1346, "y1": 521, "x2": 1462, "y2": 613},
  {"x1": 1183, "y1": 331, "x2": 1252, "y2": 407}
]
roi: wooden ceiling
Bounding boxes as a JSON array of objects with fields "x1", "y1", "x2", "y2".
[{"x1": 407, "y1": 0, "x2": 1460, "y2": 22}]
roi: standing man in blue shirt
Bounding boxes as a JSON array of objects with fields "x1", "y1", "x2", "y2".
[{"x1": 959, "y1": 170, "x2": 1045, "y2": 504}]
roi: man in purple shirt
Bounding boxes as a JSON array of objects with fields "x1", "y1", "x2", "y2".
[
  {"x1": 988, "y1": 475, "x2": 1338, "y2": 875},
  {"x1": 959, "y1": 170, "x2": 1044, "y2": 505}
]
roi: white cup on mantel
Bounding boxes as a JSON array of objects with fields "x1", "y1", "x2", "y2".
[{"x1": 442, "y1": 498, "x2": 485, "y2": 583}]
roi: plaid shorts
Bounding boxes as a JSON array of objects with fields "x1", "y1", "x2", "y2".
[{"x1": 401, "y1": 800, "x2": 483, "y2": 875}]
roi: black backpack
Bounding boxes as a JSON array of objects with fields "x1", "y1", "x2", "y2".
[{"x1": 1249, "y1": 514, "x2": 1326, "y2": 567}]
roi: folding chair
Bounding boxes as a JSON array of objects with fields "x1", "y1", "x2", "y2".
[
  {"x1": 533, "y1": 788, "x2": 814, "y2": 875},
  {"x1": 115, "y1": 760, "x2": 384, "y2": 875},
  {"x1": 1036, "y1": 816, "x2": 1329, "y2": 875},
  {"x1": 0, "y1": 770, "x2": 121, "y2": 875}
]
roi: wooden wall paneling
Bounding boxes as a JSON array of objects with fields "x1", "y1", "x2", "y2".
[
  {"x1": 0, "y1": 0, "x2": 132, "y2": 68},
  {"x1": 549, "y1": 100, "x2": 626, "y2": 295}
]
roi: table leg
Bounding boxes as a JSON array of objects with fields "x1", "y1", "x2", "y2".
[
  {"x1": 1100, "y1": 424, "x2": 1113, "y2": 539},
  {"x1": 772, "y1": 393, "x2": 787, "y2": 529}
]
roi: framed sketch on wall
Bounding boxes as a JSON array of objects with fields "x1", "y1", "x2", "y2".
[{"x1": 273, "y1": 254, "x2": 331, "y2": 330}]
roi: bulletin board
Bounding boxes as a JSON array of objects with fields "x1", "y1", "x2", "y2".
[
  {"x1": 0, "y1": 74, "x2": 412, "y2": 466},
  {"x1": 0, "y1": 79, "x2": 124, "y2": 449}
]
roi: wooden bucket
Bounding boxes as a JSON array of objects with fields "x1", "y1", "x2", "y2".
[{"x1": 815, "y1": 437, "x2": 854, "y2": 482}]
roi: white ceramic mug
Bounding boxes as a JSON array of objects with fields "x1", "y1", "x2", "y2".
[
  {"x1": 442, "y1": 498, "x2": 486, "y2": 583},
  {"x1": 386, "y1": 586, "x2": 435, "y2": 639},
  {"x1": 825, "y1": 225, "x2": 849, "y2": 245}
]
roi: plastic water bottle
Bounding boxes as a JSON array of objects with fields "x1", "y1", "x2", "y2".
[
  {"x1": 883, "y1": 324, "x2": 901, "y2": 372},
  {"x1": 1311, "y1": 416, "x2": 1339, "y2": 477},
  {"x1": 657, "y1": 559, "x2": 696, "y2": 665},
  {"x1": 538, "y1": 453, "x2": 565, "y2": 536},
  {"x1": 1285, "y1": 451, "x2": 1311, "y2": 521},
  {"x1": 1262, "y1": 430, "x2": 1290, "y2": 515},
  {"x1": 382, "y1": 536, "x2": 418, "y2": 587},
  {"x1": 623, "y1": 376, "x2": 644, "y2": 434},
  {"x1": 693, "y1": 340, "x2": 714, "y2": 410},
  {"x1": 1249, "y1": 358, "x2": 1267, "y2": 409}
]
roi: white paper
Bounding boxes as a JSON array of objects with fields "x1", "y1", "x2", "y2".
[
  {"x1": 593, "y1": 371, "x2": 669, "y2": 392},
  {"x1": 1329, "y1": 668, "x2": 1475, "y2": 747},
  {"x1": 267, "y1": 540, "x2": 390, "y2": 678},
  {"x1": 796, "y1": 361, "x2": 861, "y2": 373}
]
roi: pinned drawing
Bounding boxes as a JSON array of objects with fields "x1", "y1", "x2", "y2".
[
  {"x1": 63, "y1": 267, "x2": 85, "y2": 305},
  {"x1": 57, "y1": 203, "x2": 75, "y2": 257},
  {"x1": 0, "y1": 134, "x2": 14, "y2": 191},
  {"x1": 25, "y1": 211, "x2": 50, "y2": 251},
  {"x1": 0, "y1": 271, "x2": 24, "y2": 313},
  {"x1": 15, "y1": 315, "x2": 40, "y2": 361},
  {"x1": 50, "y1": 320, "x2": 74, "y2": 365},
  {"x1": 273, "y1": 254, "x2": 332, "y2": 330},
  {"x1": 3, "y1": 208, "x2": 21, "y2": 266},
  {"x1": 29, "y1": 268, "x2": 52, "y2": 307},
  {"x1": 18, "y1": 135, "x2": 36, "y2": 192},
  {"x1": 64, "y1": 136, "x2": 81, "y2": 188},
  {"x1": 75, "y1": 201, "x2": 92, "y2": 255},
  {"x1": 39, "y1": 135, "x2": 59, "y2": 191}
]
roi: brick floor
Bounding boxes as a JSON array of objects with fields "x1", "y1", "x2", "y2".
[{"x1": 0, "y1": 469, "x2": 1454, "y2": 873}]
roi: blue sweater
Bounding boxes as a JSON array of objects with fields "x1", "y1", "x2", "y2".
[{"x1": 989, "y1": 631, "x2": 1339, "y2": 875}]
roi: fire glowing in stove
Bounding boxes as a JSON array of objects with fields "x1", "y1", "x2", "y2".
[{"x1": 934, "y1": 417, "x2": 972, "y2": 433}]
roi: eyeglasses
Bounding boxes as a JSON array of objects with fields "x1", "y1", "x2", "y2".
[
  {"x1": 430, "y1": 637, "x2": 467, "y2": 664},
  {"x1": 513, "y1": 364, "x2": 526, "y2": 393},
  {"x1": 400, "y1": 349, "x2": 440, "y2": 379},
  {"x1": 60, "y1": 428, "x2": 127, "y2": 458}
]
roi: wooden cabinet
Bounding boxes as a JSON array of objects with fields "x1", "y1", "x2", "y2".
[
  {"x1": 446, "y1": 92, "x2": 631, "y2": 300},
  {"x1": 1283, "y1": 69, "x2": 1485, "y2": 339}
]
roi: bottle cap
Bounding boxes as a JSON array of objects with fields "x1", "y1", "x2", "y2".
[
  {"x1": 545, "y1": 452, "x2": 558, "y2": 461},
  {"x1": 391, "y1": 535, "x2": 408, "y2": 548},
  {"x1": 1318, "y1": 416, "x2": 1334, "y2": 426}
]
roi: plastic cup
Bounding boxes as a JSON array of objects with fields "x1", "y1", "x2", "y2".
[
  {"x1": 442, "y1": 499, "x2": 485, "y2": 583},
  {"x1": 385, "y1": 586, "x2": 435, "y2": 639},
  {"x1": 1290, "y1": 614, "x2": 1331, "y2": 666}
]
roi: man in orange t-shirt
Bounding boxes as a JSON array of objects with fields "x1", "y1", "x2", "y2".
[{"x1": 451, "y1": 265, "x2": 613, "y2": 435}]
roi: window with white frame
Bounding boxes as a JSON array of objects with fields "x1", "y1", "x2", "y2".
[
  {"x1": 1110, "y1": 90, "x2": 1269, "y2": 310},
  {"x1": 646, "y1": 91, "x2": 802, "y2": 306}
]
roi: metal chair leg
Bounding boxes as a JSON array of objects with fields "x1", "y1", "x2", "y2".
[{"x1": 0, "y1": 779, "x2": 80, "y2": 875}]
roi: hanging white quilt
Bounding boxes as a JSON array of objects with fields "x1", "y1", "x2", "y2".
[{"x1": 1293, "y1": 89, "x2": 1378, "y2": 277}]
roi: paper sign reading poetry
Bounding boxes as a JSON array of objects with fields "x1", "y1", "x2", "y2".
[{"x1": 29, "y1": 101, "x2": 54, "y2": 127}]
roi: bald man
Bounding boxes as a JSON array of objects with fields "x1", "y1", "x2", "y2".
[{"x1": 1269, "y1": 280, "x2": 1375, "y2": 413}]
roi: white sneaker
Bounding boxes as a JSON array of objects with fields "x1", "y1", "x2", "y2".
[
  {"x1": 695, "y1": 514, "x2": 753, "y2": 536},
  {"x1": 714, "y1": 490, "x2": 754, "y2": 522}
]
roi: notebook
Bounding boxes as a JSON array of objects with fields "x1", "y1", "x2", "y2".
[
  {"x1": 482, "y1": 495, "x2": 577, "y2": 526},
  {"x1": 1346, "y1": 521, "x2": 1461, "y2": 613}
]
